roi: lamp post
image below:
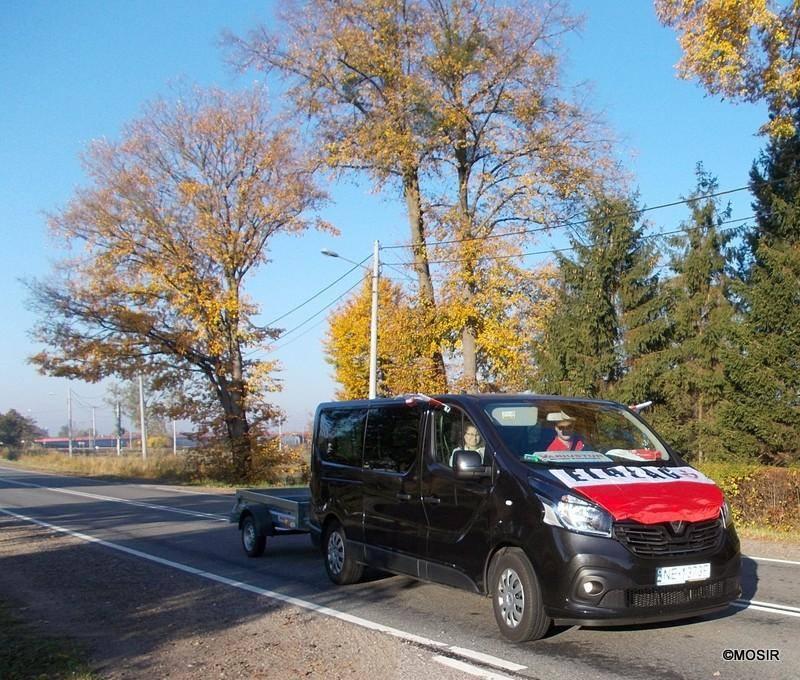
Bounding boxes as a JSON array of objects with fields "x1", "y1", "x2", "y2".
[{"x1": 322, "y1": 240, "x2": 380, "y2": 399}]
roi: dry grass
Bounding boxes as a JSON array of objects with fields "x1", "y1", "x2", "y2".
[
  {"x1": 0, "y1": 445, "x2": 309, "y2": 488},
  {"x1": 2, "y1": 448, "x2": 202, "y2": 484}
]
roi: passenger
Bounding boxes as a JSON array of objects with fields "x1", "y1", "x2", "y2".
[
  {"x1": 462, "y1": 424, "x2": 485, "y2": 457},
  {"x1": 546, "y1": 412, "x2": 585, "y2": 451},
  {"x1": 451, "y1": 424, "x2": 485, "y2": 465}
]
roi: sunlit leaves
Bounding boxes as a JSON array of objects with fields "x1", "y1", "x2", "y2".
[
  {"x1": 29, "y1": 88, "x2": 326, "y2": 473},
  {"x1": 656, "y1": 0, "x2": 800, "y2": 137}
]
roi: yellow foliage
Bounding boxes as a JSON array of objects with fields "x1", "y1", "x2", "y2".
[
  {"x1": 325, "y1": 276, "x2": 446, "y2": 399},
  {"x1": 31, "y1": 87, "x2": 327, "y2": 469},
  {"x1": 656, "y1": 0, "x2": 800, "y2": 137}
]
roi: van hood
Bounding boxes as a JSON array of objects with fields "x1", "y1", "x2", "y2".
[{"x1": 546, "y1": 465, "x2": 723, "y2": 524}]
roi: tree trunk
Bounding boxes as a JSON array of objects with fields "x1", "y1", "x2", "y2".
[{"x1": 403, "y1": 169, "x2": 448, "y2": 390}]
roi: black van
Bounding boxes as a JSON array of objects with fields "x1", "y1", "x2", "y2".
[{"x1": 309, "y1": 394, "x2": 740, "y2": 642}]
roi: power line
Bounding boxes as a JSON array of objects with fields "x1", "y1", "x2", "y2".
[
  {"x1": 381, "y1": 184, "x2": 752, "y2": 251},
  {"x1": 413, "y1": 215, "x2": 754, "y2": 269},
  {"x1": 265, "y1": 255, "x2": 370, "y2": 326}
]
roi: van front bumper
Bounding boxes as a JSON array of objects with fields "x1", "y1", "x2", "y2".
[{"x1": 536, "y1": 525, "x2": 741, "y2": 626}]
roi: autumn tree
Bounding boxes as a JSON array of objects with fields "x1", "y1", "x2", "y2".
[
  {"x1": 231, "y1": 0, "x2": 447, "y2": 387},
  {"x1": 536, "y1": 197, "x2": 668, "y2": 399},
  {"x1": 650, "y1": 167, "x2": 737, "y2": 462},
  {"x1": 232, "y1": 0, "x2": 616, "y2": 392},
  {"x1": 28, "y1": 88, "x2": 326, "y2": 479},
  {"x1": 325, "y1": 275, "x2": 444, "y2": 398},
  {"x1": 421, "y1": 0, "x2": 616, "y2": 390},
  {"x1": 656, "y1": 0, "x2": 800, "y2": 137}
]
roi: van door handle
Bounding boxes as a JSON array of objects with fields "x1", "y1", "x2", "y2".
[
  {"x1": 423, "y1": 496, "x2": 441, "y2": 505},
  {"x1": 396, "y1": 492, "x2": 412, "y2": 501}
]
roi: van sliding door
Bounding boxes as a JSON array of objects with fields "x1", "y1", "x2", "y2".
[{"x1": 361, "y1": 405, "x2": 426, "y2": 573}]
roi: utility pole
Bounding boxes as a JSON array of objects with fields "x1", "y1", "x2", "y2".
[
  {"x1": 172, "y1": 420, "x2": 177, "y2": 455},
  {"x1": 91, "y1": 406, "x2": 96, "y2": 451},
  {"x1": 321, "y1": 240, "x2": 381, "y2": 400},
  {"x1": 138, "y1": 375, "x2": 148, "y2": 460},
  {"x1": 67, "y1": 386, "x2": 73, "y2": 458},
  {"x1": 369, "y1": 239, "x2": 380, "y2": 400},
  {"x1": 116, "y1": 402, "x2": 122, "y2": 456}
]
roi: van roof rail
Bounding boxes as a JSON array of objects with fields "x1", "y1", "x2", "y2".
[{"x1": 403, "y1": 393, "x2": 451, "y2": 413}]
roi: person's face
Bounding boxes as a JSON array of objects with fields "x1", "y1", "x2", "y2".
[
  {"x1": 555, "y1": 421, "x2": 574, "y2": 440},
  {"x1": 463, "y1": 425, "x2": 481, "y2": 448}
]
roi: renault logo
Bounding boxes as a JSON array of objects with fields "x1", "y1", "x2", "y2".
[{"x1": 669, "y1": 521, "x2": 686, "y2": 535}]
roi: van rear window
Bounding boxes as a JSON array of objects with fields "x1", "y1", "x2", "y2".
[
  {"x1": 317, "y1": 408, "x2": 367, "y2": 467},
  {"x1": 363, "y1": 406, "x2": 420, "y2": 473}
]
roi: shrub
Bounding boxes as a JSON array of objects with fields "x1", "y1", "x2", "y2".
[{"x1": 700, "y1": 463, "x2": 800, "y2": 532}]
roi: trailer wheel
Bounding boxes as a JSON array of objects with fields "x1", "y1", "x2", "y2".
[
  {"x1": 241, "y1": 515, "x2": 266, "y2": 558},
  {"x1": 323, "y1": 521, "x2": 363, "y2": 585},
  {"x1": 490, "y1": 548, "x2": 551, "y2": 642}
]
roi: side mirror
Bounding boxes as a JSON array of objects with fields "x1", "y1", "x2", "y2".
[{"x1": 453, "y1": 450, "x2": 490, "y2": 479}]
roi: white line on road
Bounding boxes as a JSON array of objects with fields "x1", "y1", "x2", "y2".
[
  {"x1": 746, "y1": 555, "x2": 800, "y2": 566},
  {"x1": 732, "y1": 598, "x2": 800, "y2": 618},
  {"x1": 0, "y1": 477, "x2": 228, "y2": 522},
  {"x1": 433, "y1": 656, "x2": 515, "y2": 679},
  {"x1": 0, "y1": 508, "x2": 526, "y2": 676},
  {"x1": 0, "y1": 466, "x2": 228, "y2": 497}
]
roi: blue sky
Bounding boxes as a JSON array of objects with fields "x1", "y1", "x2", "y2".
[{"x1": 0, "y1": 1, "x2": 767, "y2": 436}]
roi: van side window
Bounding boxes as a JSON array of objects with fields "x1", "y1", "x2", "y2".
[
  {"x1": 363, "y1": 406, "x2": 420, "y2": 473},
  {"x1": 317, "y1": 408, "x2": 367, "y2": 467},
  {"x1": 433, "y1": 408, "x2": 483, "y2": 466}
]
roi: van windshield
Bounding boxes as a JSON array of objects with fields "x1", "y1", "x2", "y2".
[{"x1": 483, "y1": 400, "x2": 670, "y2": 465}]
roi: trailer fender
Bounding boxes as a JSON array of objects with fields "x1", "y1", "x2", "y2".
[{"x1": 238, "y1": 505, "x2": 274, "y2": 537}]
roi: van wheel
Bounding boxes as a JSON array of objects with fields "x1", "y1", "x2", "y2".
[
  {"x1": 323, "y1": 521, "x2": 363, "y2": 585},
  {"x1": 241, "y1": 515, "x2": 266, "y2": 558},
  {"x1": 490, "y1": 548, "x2": 551, "y2": 642}
]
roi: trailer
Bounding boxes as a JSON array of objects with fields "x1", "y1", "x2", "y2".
[{"x1": 230, "y1": 487, "x2": 312, "y2": 557}]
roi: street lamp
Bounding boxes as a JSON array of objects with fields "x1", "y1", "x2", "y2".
[{"x1": 322, "y1": 240, "x2": 380, "y2": 399}]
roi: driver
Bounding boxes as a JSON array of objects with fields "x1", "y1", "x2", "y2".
[{"x1": 546, "y1": 411, "x2": 585, "y2": 452}]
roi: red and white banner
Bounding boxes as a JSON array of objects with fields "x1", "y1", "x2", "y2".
[{"x1": 548, "y1": 465, "x2": 723, "y2": 524}]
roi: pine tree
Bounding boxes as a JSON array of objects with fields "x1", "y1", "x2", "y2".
[
  {"x1": 721, "y1": 112, "x2": 800, "y2": 463},
  {"x1": 650, "y1": 166, "x2": 736, "y2": 463},
  {"x1": 536, "y1": 197, "x2": 669, "y2": 399}
]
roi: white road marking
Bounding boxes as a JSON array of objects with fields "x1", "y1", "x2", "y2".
[
  {"x1": 0, "y1": 465, "x2": 228, "y2": 498},
  {"x1": 0, "y1": 508, "x2": 527, "y2": 675},
  {"x1": 732, "y1": 599, "x2": 800, "y2": 618},
  {"x1": 433, "y1": 656, "x2": 515, "y2": 679},
  {"x1": 448, "y1": 647, "x2": 527, "y2": 672},
  {"x1": 747, "y1": 555, "x2": 800, "y2": 566},
  {"x1": 0, "y1": 477, "x2": 228, "y2": 522}
]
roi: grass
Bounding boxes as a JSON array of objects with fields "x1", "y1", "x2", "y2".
[
  {"x1": 736, "y1": 525, "x2": 800, "y2": 543},
  {"x1": 0, "y1": 446, "x2": 309, "y2": 488},
  {"x1": 0, "y1": 600, "x2": 95, "y2": 680},
  {"x1": 1, "y1": 448, "x2": 198, "y2": 484}
]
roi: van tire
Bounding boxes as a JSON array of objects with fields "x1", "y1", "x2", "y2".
[
  {"x1": 323, "y1": 521, "x2": 363, "y2": 585},
  {"x1": 490, "y1": 548, "x2": 551, "y2": 642},
  {"x1": 241, "y1": 515, "x2": 266, "y2": 558}
]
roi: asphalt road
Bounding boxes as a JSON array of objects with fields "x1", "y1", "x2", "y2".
[{"x1": 1, "y1": 464, "x2": 798, "y2": 680}]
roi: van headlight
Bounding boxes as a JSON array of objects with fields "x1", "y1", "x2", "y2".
[
  {"x1": 537, "y1": 493, "x2": 613, "y2": 538},
  {"x1": 720, "y1": 499, "x2": 732, "y2": 528}
]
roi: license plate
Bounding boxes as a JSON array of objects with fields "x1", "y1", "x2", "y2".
[{"x1": 656, "y1": 563, "x2": 711, "y2": 586}]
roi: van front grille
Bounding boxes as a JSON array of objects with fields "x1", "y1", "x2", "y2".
[
  {"x1": 626, "y1": 579, "x2": 728, "y2": 608},
  {"x1": 613, "y1": 518, "x2": 723, "y2": 558}
]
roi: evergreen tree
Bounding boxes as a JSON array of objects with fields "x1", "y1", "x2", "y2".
[
  {"x1": 536, "y1": 197, "x2": 668, "y2": 399},
  {"x1": 651, "y1": 166, "x2": 736, "y2": 462},
  {"x1": 721, "y1": 111, "x2": 800, "y2": 463}
]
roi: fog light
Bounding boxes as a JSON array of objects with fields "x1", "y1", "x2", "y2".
[{"x1": 582, "y1": 580, "x2": 603, "y2": 595}]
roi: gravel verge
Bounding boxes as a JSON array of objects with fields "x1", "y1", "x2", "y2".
[{"x1": 0, "y1": 516, "x2": 468, "y2": 680}]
